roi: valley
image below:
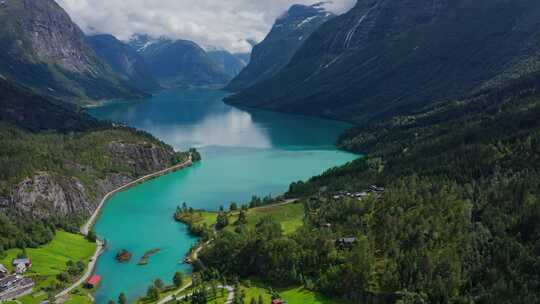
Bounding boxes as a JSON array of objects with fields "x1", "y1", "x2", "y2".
[
  {"x1": 1, "y1": 0, "x2": 540, "y2": 303},
  {"x1": 86, "y1": 88, "x2": 356, "y2": 303}
]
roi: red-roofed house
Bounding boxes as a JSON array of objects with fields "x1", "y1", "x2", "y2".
[
  {"x1": 272, "y1": 299, "x2": 287, "y2": 304},
  {"x1": 86, "y1": 275, "x2": 101, "y2": 288}
]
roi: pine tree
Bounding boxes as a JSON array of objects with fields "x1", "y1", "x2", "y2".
[{"x1": 118, "y1": 292, "x2": 127, "y2": 304}]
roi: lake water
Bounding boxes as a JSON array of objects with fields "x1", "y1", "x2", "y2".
[{"x1": 88, "y1": 88, "x2": 357, "y2": 303}]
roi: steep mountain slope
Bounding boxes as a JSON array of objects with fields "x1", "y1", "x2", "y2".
[
  {"x1": 0, "y1": 0, "x2": 144, "y2": 105},
  {"x1": 227, "y1": 0, "x2": 540, "y2": 123},
  {"x1": 208, "y1": 50, "x2": 247, "y2": 78},
  {"x1": 225, "y1": 3, "x2": 334, "y2": 92},
  {"x1": 86, "y1": 34, "x2": 161, "y2": 93},
  {"x1": 129, "y1": 34, "x2": 231, "y2": 87},
  {"x1": 0, "y1": 77, "x2": 102, "y2": 132}
]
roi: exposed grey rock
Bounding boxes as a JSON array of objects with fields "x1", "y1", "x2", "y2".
[
  {"x1": 10, "y1": 173, "x2": 93, "y2": 218},
  {"x1": 107, "y1": 141, "x2": 175, "y2": 175},
  {"x1": 5, "y1": 141, "x2": 175, "y2": 220}
]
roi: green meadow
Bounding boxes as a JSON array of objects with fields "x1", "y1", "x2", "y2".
[
  {"x1": 0, "y1": 230, "x2": 96, "y2": 303},
  {"x1": 188, "y1": 202, "x2": 305, "y2": 235}
]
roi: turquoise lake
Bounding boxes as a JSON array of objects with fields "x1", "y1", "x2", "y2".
[{"x1": 88, "y1": 88, "x2": 357, "y2": 303}]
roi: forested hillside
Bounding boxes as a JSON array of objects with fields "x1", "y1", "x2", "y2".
[
  {"x1": 226, "y1": 0, "x2": 540, "y2": 124},
  {"x1": 0, "y1": 125, "x2": 191, "y2": 251},
  {"x1": 200, "y1": 71, "x2": 540, "y2": 303},
  {"x1": 0, "y1": 77, "x2": 103, "y2": 132},
  {"x1": 0, "y1": 70, "x2": 190, "y2": 252}
]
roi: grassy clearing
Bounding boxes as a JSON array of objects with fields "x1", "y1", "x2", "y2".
[
  {"x1": 280, "y1": 286, "x2": 351, "y2": 304},
  {"x1": 0, "y1": 230, "x2": 96, "y2": 276},
  {"x1": 0, "y1": 230, "x2": 96, "y2": 303},
  {"x1": 244, "y1": 203, "x2": 304, "y2": 235},
  {"x1": 188, "y1": 203, "x2": 304, "y2": 236},
  {"x1": 240, "y1": 283, "x2": 351, "y2": 304}
]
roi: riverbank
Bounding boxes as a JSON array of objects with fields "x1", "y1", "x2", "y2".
[
  {"x1": 54, "y1": 156, "x2": 194, "y2": 302},
  {"x1": 81, "y1": 155, "x2": 194, "y2": 236}
]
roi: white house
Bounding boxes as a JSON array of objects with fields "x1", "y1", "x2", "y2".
[{"x1": 15, "y1": 263, "x2": 26, "y2": 274}]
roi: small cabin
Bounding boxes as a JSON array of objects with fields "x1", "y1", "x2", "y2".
[
  {"x1": 15, "y1": 263, "x2": 27, "y2": 274},
  {"x1": 336, "y1": 237, "x2": 357, "y2": 248},
  {"x1": 86, "y1": 274, "x2": 101, "y2": 288},
  {"x1": 12, "y1": 258, "x2": 31, "y2": 267}
]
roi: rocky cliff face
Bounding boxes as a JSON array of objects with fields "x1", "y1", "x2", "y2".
[
  {"x1": 23, "y1": 0, "x2": 97, "y2": 74},
  {"x1": 0, "y1": 0, "x2": 144, "y2": 104},
  {"x1": 107, "y1": 141, "x2": 176, "y2": 175},
  {"x1": 4, "y1": 141, "x2": 175, "y2": 220},
  {"x1": 10, "y1": 174, "x2": 93, "y2": 218}
]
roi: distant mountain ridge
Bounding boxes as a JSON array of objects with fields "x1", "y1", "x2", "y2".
[
  {"x1": 0, "y1": 0, "x2": 145, "y2": 105},
  {"x1": 207, "y1": 50, "x2": 247, "y2": 79},
  {"x1": 226, "y1": 0, "x2": 540, "y2": 123},
  {"x1": 86, "y1": 34, "x2": 161, "y2": 93},
  {"x1": 225, "y1": 3, "x2": 334, "y2": 92},
  {"x1": 128, "y1": 34, "x2": 233, "y2": 88}
]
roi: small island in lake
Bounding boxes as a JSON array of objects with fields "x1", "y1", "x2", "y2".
[
  {"x1": 116, "y1": 249, "x2": 132, "y2": 262},
  {"x1": 138, "y1": 248, "x2": 161, "y2": 265}
]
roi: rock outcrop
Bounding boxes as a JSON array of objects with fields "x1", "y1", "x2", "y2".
[
  {"x1": 11, "y1": 174, "x2": 93, "y2": 218},
  {"x1": 5, "y1": 141, "x2": 176, "y2": 220},
  {"x1": 107, "y1": 141, "x2": 176, "y2": 175}
]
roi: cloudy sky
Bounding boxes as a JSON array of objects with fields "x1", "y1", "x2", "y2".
[{"x1": 57, "y1": 0, "x2": 356, "y2": 53}]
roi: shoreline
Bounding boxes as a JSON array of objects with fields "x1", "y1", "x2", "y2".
[
  {"x1": 56, "y1": 156, "x2": 194, "y2": 301},
  {"x1": 81, "y1": 155, "x2": 193, "y2": 235}
]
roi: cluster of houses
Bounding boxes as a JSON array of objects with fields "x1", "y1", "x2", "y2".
[
  {"x1": 332, "y1": 185, "x2": 385, "y2": 201},
  {"x1": 0, "y1": 260, "x2": 35, "y2": 301}
]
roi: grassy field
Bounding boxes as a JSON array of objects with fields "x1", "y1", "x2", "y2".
[
  {"x1": 0, "y1": 230, "x2": 96, "y2": 303},
  {"x1": 0, "y1": 230, "x2": 96, "y2": 276},
  {"x1": 240, "y1": 284, "x2": 351, "y2": 304},
  {"x1": 242, "y1": 203, "x2": 304, "y2": 235},
  {"x1": 188, "y1": 202, "x2": 304, "y2": 236}
]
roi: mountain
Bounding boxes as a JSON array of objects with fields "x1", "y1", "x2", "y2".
[
  {"x1": 0, "y1": 0, "x2": 144, "y2": 105},
  {"x1": 85, "y1": 34, "x2": 161, "y2": 93},
  {"x1": 127, "y1": 33, "x2": 163, "y2": 53},
  {"x1": 208, "y1": 50, "x2": 247, "y2": 78},
  {"x1": 225, "y1": 3, "x2": 334, "y2": 92},
  {"x1": 234, "y1": 52, "x2": 251, "y2": 66},
  {"x1": 282, "y1": 71, "x2": 540, "y2": 303},
  {"x1": 0, "y1": 76, "x2": 102, "y2": 132},
  {"x1": 129, "y1": 34, "x2": 232, "y2": 88},
  {"x1": 226, "y1": 0, "x2": 540, "y2": 123}
]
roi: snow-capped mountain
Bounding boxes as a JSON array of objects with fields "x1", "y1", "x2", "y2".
[
  {"x1": 225, "y1": 3, "x2": 334, "y2": 92},
  {"x1": 128, "y1": 34, "x2": 231, "y2": 88},
  {"x1": 86, "y1": 34, "x2": 161, "y2": 93}
]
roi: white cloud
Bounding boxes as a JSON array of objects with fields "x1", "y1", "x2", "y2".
[{"x1": 56, "y1": 0, "x2": 356, "y2": 53}]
